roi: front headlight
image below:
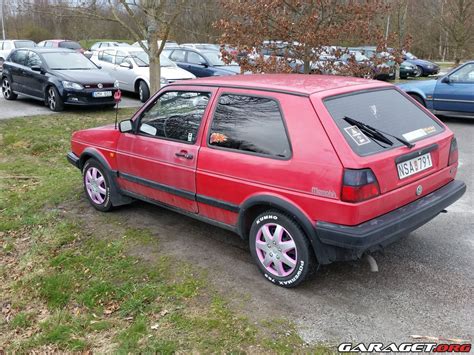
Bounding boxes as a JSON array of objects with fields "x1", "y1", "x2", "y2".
[
  {"x1": 62, "y1": 81, "x2": 84, "y2": 90},
  {"x1": 428, "y1": 65, "x2": 433, "y2": 69},
  {"x1": 114, "y1": 80, "x2": 120, "y2": 88}
]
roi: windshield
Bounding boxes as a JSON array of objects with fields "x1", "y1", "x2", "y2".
[
  {"x1": 58, "y1": 41, "x2": 82, "y2": 50},
  {"x1": 405, "y1": 52, "x2": 417, "y2": 60},
  {"x1": 14, "y1": 41, "x2": 36, "y2": 48},
  {"x1": 127, "y1": 51, "x2": 176, "y2": 67},
  {"x1": 202, "y1": 51, "x2": 235, "y2": 66},
  {"x1": 324, "y1": 89, "x2": 443, "y2": 156},
  {"x1": 43, "y1": 52, "x2": 97, "y2": 70}
]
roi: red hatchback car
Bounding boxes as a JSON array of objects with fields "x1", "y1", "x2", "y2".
[{"x1": 67, "y1": 75, "x2": 466, "y2": 287}]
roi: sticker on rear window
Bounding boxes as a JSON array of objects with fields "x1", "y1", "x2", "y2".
[
  {"x1": 402, "y1": 128, "x2": 427, "y2": 142},
  {"x1": 344, "y1": 126, "x2": 371, "y2": 146}
]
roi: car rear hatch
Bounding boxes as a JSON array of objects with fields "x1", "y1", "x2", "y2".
[{"x1": 311, "y1": 86, "x2": 457, "y2": 225}]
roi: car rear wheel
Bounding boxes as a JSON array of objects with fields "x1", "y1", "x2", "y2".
[
  {"x1": 414, "y1": 66, "x2": 423, "y2": 77},
  {"x1": 138, "y1": 80, "x2": 150, "y2": 103},
  {"x1": 83, "y1": 159, "x2": 113, "y2": 212},
  {"x1": 409, "y1": 93, "x2": 425, "y2": 107},
  {"x1": 2, "y1": 77, "x2": 18, "y2": 100},
  {"x1": 47, "y1": 86, "x2": 64, "y2": 112},
  {"x1": 249, "y1": 210, "x2": 315, "y2": 288}
]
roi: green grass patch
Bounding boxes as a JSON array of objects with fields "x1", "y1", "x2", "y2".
[{"x1": 0, "y1": 110, "x2": 329, "y2": 353}]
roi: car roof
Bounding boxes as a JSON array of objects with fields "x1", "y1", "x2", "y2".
[{"x1": 167, "y1": 74, "x2": 388, "y2": 96}]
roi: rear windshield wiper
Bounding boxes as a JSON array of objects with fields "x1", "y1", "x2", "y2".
[{"x1": 343, "y1": 116, "x2": 414, "y2": 149}]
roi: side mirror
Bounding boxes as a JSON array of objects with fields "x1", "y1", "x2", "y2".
[
  {"x1": 441, "y1": 76, "x2": 450, "y2": 84},
  {"x1": 120, "y1": 62, "x2": 132, "y2": 69},
  {"x1": 31, "y1": 65, "x2": 42, "y2": 72},
  {"x1": 200, "y1": 62, "x2": 209, "y2": 68},
  {"x1": 119, "y1": 119, "x2": 133, "y2": 133}
]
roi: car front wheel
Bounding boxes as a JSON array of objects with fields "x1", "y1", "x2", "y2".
[
  {"x1": 2, "y1": 77, "x2": 18, "y2": 100},
  {"x1": 414, "y1": 66, "x2": 423, "y2": 77},
  {"x1": 138, "y1": 80, "x2": 150, "y2": 103},
  {"x1": 249, "y1": 210, "x2": 315, "y2": 288},
  {"x1": 83, "y1": 159, "x2": 113, "y2": 212},
  {"x1": 47, "y1": 86, "x2": 64, "y2": 112}
]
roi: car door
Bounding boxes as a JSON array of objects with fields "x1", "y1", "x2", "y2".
[
  {"x1": 22, "y1": 51, "x2": 47, "y2": 98},
  {"x1": 112, "y1": 52, "x2": 135, "y2": 92},
  {"x1": 186, "y1": 51, "x2": 212, "y2": 77},
  {"x1": 169, "y1": 49, "x2": 191, "y2": 73},
  {"x1": 8, "y1": 50, "x2": 30, "y2": 92},
  {"x1": 96, "y1": 49, "x2": 116, "y2": 72},
  {"x1": 115, "y1": 87, "x2": 216, "y2": 213},
  {"x1": 433, "y1": 63, "x2": 474, "y2": 113}
]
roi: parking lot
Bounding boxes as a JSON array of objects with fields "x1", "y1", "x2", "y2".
[{"x1": 0, "y1": 92, "x2": 141, "y2": 120}]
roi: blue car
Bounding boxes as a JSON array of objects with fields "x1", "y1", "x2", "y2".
[
  {"x1": 163, "y1": 47, "x2": 240, "y2": 77},
  {"x1": 398, "y1": 61, "x2": 474, "y2": 118},
  {"x1": 403, "y1": 52, "x2": 440, "y2": 77}
]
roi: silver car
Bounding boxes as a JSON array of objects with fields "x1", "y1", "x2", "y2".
[
  {"x1": 0, "y1": 40, "x2": 36, "y2": 69},
  {"x1": 90, "y1": 47, "x2": 195, "y2": 102}
]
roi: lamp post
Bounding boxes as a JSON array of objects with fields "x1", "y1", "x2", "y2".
[{"x1": 1, "y1": 0, "x2": 6, "y2": 40}]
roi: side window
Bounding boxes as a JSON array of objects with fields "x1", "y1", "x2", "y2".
[
  {"x1": 115, "y1": 51, "x2": 127, "y2": 65},
  {"x1": 450, "y1": 64, "x2": 474, "y2": 83},
  {"x1": 187, "y1": 51, "x2": 206, "y2": 65},
  {"x1": 209, "y1": 94, "x2": 291, "y2": 159},
  {"x1": 10, "y1": 50, "x2": 29, "y2": 66},
  {"x1": 26, "y1": 52, "x2": 42, "y2": 68},
  {"x1": 170, "y1": 50, "x2": 186, "y2": 62},
  {"x1": 44, "y1": 41, "x2": 53, "y2": 48},
  {"x1": 138, "y1": 91, "x2": 211, "y2": 143},
  {"x1": 98, "y1": 50, "x2": 114, "y2": 63}
]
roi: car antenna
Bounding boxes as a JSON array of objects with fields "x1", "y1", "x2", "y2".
[{"x1": 114, "y1": 89, "x2": 122, "y2": 129}]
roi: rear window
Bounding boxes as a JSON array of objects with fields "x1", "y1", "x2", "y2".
[
  {"x1": 323, "y1": 88, "x2": 444, "y2": 156},
  {"x1": 59, "y1": 41, "x2": 81, "y2": 50},
  {"x1": 14, "y1": 40, "x2": 36, "y2": 48}
]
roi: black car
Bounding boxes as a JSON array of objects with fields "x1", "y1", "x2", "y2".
[
  {"x1": 1, "y1": 48, "x2": 119, "y2": 111},
  {"x1": 163, "y1": 47, "x2": 240, "y2": 77}
]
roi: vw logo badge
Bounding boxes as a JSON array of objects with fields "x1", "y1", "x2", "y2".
[
  {"x1": 416, "y1": 185, "x2": 423, "y2": 196},
  {"x1": 97, "y1": 83, "x2": 103, "y2": 89}
]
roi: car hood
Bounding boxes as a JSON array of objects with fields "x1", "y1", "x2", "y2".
[
  {"x1": 49, "y1": 69, "x2": 115, "y2": 84},
  {"x1": 212, "y1": 65, "x2": 241, "y2": 74},
  {"x1": 407, "y1": 58, "x2": 437, "y2": 67},
  {"x1": 161, "y1": 66, "x2": 196, "y2": 80},
  {"x1": 397, "y1": 78, "x2": 437, "y2": 92}
]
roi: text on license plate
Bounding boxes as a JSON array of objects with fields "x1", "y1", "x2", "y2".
[
  {"x1": 93, "y1": 91, "x2": 112, "y2": 98},
  {"x1": 397, "y1": 153, "x2": 433, "y2": 179}
]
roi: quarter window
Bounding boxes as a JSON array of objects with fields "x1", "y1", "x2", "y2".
[
  {"x1": 209, "y1": 94, "x2": 291, "y2": 159},
  {"x1": 138, "y1": 91, "x2": 211, "y2": 144}
]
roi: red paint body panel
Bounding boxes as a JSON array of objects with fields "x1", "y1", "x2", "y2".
[{"x1": 69, "y1": 75, "x2": 458, "y2": 231}]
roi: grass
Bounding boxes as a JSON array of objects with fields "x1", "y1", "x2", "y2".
[{"x1": 0, "y1": 109, "x2": 331, "y2": 352}]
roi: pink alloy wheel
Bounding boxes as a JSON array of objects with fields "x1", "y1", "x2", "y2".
[
  {"x1": 255, "y1": 223, "x2": 297, "y2": 277},
  {"x1": 85, "y1": 167, "x2": 106, "y2": 205}
]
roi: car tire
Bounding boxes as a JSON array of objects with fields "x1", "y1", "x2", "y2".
[
  {"x1": 249, "y1": 210, "x2": 316, "y2": 288},
  {"x1": 82, "y1": 159, "x2": 113, "y2": 212},
  {"x1": 414, "y1": 66, "x2": 423, "y2": 77},
  {"x1": 0, "y1": 57, "x2": 4, "y2": 72},
  {"x1": 138, "y1": 80, "x2": 150, "y2": 103},
  {"x1": 2, "y1": 77, "x2": 18, "y2": 100},
  {"x1": 47, "y1": 86, "x2": 64, "y2": 112},
  {"x1": 409, "y1": 94, "x2": 425, "y2": 107}
]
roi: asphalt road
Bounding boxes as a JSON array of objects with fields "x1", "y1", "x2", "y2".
[{"x1": 0, "y1": 92, "x2": 141, "y2": 120}]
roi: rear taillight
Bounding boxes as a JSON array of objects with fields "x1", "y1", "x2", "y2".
[
  {"x1": 448, "y1": 137, "x2": 458, "y2": 166},
  {"x1": 342, "y1": 168, "x2": 381, "y2": 203}
]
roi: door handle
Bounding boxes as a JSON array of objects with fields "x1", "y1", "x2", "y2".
[{"x1": 175, "y1": 151, "x2": 193, "y2": 159}]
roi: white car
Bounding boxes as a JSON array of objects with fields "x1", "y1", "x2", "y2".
[
  {"x1": 90, "y1": 47, "x2": 195, "y2": 102},
  {"x1": 0, "y1": 40, "x2": 36, "y2": 68},
  {"x1": 84, "y1": 41, "x2": 131, "y2": 58}
]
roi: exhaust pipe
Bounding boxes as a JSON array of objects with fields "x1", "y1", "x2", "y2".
[{"x1": 365, "y1": 254, "x2": 379, "y2": 272}]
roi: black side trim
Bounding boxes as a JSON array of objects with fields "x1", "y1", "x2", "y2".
[
  {"x1": 316, "y1": 180, "x2": 466, "y2": 249},
  {"x1": 165, "y1": 83, "x2": 310, "y2": 97},
  {"x1": 67, "y1": 151, "x2": 80, "y2": 169},
  {"x1": 118, "y1": 172, "x2": 195, "y2": 200},
  {"x1": 121, "y1": 190, "x2": 238, "y2": 234},
  {"x1": 196, "y1": 195, "x2": 240, "y2": 213},
  {"x1": 395, "y1": 143, "x2": 438, "y2": 164}
]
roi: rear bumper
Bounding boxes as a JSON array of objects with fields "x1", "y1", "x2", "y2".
[{"x1": 315, "y1": 180, "x2": 466, "y2": 258}]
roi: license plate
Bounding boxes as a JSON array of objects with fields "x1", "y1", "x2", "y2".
[
  {"x1": 397, "y1": 153, "x2": 433, "y2": 179},
  {"x1": 93, "y1": 91, "x2": 112, "y2": 98}
]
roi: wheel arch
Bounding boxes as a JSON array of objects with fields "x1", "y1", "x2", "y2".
[
  {"x1": 237, "y1": 194, "x2": 329, "y2": 264},
  {"x1": 134, "y1": 77, "x2": 149, "y2": 93},
  {"x1": 78, "y1": 148, "x2": 132, "y2": 207}
]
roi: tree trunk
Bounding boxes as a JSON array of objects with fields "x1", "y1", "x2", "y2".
[{"x1": 149, "y1": 55, "x2": 161, "y2": 95}]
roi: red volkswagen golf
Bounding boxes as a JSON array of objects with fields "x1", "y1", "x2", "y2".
[{"x1": 67, "y1": 75, "x2": 466, "y2": 287}]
